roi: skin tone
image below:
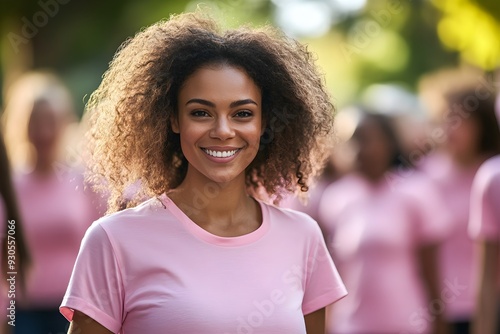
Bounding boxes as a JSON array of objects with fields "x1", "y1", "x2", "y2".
[
  {"x1": 444, "y1": 109, "x2": 487, "y2": 167},
  {"x1": 352, "y1": 118, "x2": 449, "y2": 334},
  {"x1": 352, "y1": 118, "x2": 394, "y2": 182},
  {"x1": 473, "y1": 241, "x2": 499, "y2": 334},
  {"x1": 28, "y1": 100, "x2": 67, "y2": 175},
  {"x1": 169, "y1": 64, "x2": 264, "y2": 237},
  {"x1": 68, "y1": 65, "x2": 326, "y2": 333}
]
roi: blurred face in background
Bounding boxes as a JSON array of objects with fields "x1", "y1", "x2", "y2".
[
  {"x1": 27, "y1": 99, "x2": 67, "y2": 167},
  {"x1": 444, "y1": 105, "x2": 481, "y2": 164},
  {"x1": 352, "y1": 117, "x2": 395, "y2": 181}
]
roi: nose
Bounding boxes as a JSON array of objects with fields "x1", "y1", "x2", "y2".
[{"x1": 210, "y1": 116, "x2": 235, "y2": 140}]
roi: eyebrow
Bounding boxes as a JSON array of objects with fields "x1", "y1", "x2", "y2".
[{"x1": 185, "y1": 98, "x2": 258, "y2": 108}]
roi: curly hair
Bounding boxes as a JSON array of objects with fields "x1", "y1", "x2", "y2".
[{"x1": 86, "y1": 11, "x2": 335, "y2": 212}]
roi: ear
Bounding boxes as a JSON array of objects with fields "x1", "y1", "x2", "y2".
[{"x1": 171, "y1": 115, "x2": 180, "y2": 134}]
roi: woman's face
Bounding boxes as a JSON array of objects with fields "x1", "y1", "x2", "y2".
[
  {"x1": 444, "y1": 108, "x2": 480, "y2": 162},
  {"x1": 173, "y1": 65, "x2": 263, "y2": 185},
  {"x1": 352, "y1": 118, "x2": 394, "y2": 179},
  {"x1": 28, "y1": 100, "x2": 65, "y2": 161}
]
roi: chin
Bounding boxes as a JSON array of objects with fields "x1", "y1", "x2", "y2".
[{"x1": 205, "y1": 173, "x2": 240, "y2": 185}]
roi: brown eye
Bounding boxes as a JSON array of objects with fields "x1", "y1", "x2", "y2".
[
  {"x1": 234, "y1": 110, "x2": 253, "y2": 118},
  {"x1": 191, "y1": 110, "x2": 210, "y2": 117}
]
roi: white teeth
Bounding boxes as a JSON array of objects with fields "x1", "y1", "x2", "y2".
[{"x1": 203, "y1": 149, "x2": 239, "y2": 158}]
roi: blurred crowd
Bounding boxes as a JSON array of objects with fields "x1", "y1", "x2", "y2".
[
  {"x1": 283, "y1": 67, "x2": 500, "y2": 334},
  {"x1": 0, "y1": 65, "x2": 499, "y2": 334},
  {"x1": 0, "y1": 72, "x2": 105, "y2": 334}
]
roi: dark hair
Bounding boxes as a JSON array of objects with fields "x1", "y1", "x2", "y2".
[
  {"x1": 446, "y1": 88, "x2": 500, "y2": 156},
  {"x1": 86, "y1": 12, "x2": 335, "y2": 212}
]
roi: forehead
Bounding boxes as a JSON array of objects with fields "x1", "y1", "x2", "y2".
[{"x1": 178, "y1": 65, "x2": 261, "y2": 104}]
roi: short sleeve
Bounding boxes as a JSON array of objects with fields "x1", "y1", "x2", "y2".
[
  {"x1": 301, "y1": 223, "x2": 347, "y2": 315},
  {"x1": 60, "y1": 222, "x2": 124, "y2": 333},
  {"x1": 469, "y1": 158, "x2": 500, "y2": 240}
]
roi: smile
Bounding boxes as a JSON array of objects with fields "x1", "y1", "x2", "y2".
[{"x1": 201, "y1": 148, "x2": 241, "y2": 158}]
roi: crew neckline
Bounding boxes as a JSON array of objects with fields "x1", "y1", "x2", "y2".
[{"x1": 158, "y1": 194, "x2": 270, "y2": 247}]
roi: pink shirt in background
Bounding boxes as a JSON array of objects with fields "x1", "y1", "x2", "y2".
[
  {"x1": 60, "y1": 194, "x2": 347, "y2": 333},
  {"x1": 469, "y1": 155, "x2": 500, "y2": 240},
  {"x1": 14, "y1": 171, "x2": 98, "y2": 308},
  {"x1": 420, "y1": 152, "x2": 480, "y2": 321},
  {"x1": 319, "y1": 172, "x2": 450, "y2": 334},
  {"x1": 0, "y1": 196, "x2": 7, "y2": 314},
  {"x1": 281, "y1": 177, "x2": 333, "y2": 224}
]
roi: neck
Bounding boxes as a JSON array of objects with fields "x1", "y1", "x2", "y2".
[
  {"x1": 169, "y1": 166, "x2": 253, "y2": 224},
  {"x1": 33, "y1": 157, "x2": 55, "y2": 176},
  {"x1": 359, "y1": 168, "x2": 387, "y2": 184},
  {"x1": 452, "y1": 152, "x2": 488, "y2": 169}
]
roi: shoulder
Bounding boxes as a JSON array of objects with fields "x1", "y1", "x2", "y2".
[
  {"x1": 396, "y1": 170, "x2": 438, "y2": 196},
  {"x1": 92, "y1": 196, "x2": 168, "y2": 236},
  {"x1": 320, "y1": 174, "x2": 366, "y2": 209},
  {"x1": 326, "y1": 174, "x2": 363, "y2": 191},
  {"x1": 261, "y1": 201, "x2": 322, "y2": 237},
  {"x1": 476, "y1": 156, "x2": 500, "y2": 185},
  {"x1": 471, "y1": 155, "x2": 500, "y2": 199}
]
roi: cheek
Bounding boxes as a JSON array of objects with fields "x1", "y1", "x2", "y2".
[
  {"x1": 240, "y1": 122, "x2": 263, "y2": 162},
  {"x1": 29, "y1": 121, "x2": 59, "y2": 143},
  {"x1": 245, "y1": 122, "x2": 263, "y2": 143},
  {"x1": 178, "y1": 123, "x2": 205, "y2": 158},
  {"x1": 371, "y1": 146, "x2": 389, "y2": 165},
  {"x1": 448, "y1": 121, "x2": 478, "y2": 147}
]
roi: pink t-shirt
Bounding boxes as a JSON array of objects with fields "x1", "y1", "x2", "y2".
[
  {"x1": 14, "y1": 171, "x2": 98, "y2": 307},
  {"x1": 319, "y1": 172, "x2": 450, "y2": 334},
  {"x1": 469, "y1": 155, "x2": 500, "y2": 240},
  {"x1": 60, "y1": 194, "x2": 347, "y2": 333},
  {"x1": 420, "y1": 152, "x2": 480, "y2": 321}
]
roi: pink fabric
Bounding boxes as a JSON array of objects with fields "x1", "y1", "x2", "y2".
[
  {"x1": 60, "y1": 195, "x2": 347, "y2": 333},
  {"x1": 14, "y1": 172, "x2": 97, "y2": 307},
  {"x1": 420, "y1": 152, "x2": 480, "y2": 321},
  {"x1": 0, "y1": 196, "x2": 7, "y2": 315},
  {"x1": 281, "y1": 177, "x2": 333, "y2": 224},
  {"x1": 319, "y1": 172, "x2": 450, "y2": 334},
  {"x1": 469, "y1": 155, "x2": 500, "y2": 240}
]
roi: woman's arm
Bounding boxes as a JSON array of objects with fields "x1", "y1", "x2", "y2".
[
  {"x1": 304, "y1": 307, "x2": 325, "y2": 334},
  {"x1": 473, "y1": 240, "x2": 499, "y2": 334},
  {"x1": 67, "y1": 311, "x2": 113, "y2": 334},
  {"x1": 418, "y1": 243, "x2": 449, "y2": 334}
]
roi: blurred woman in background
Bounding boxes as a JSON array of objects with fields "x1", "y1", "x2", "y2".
[
  {"x1": 0, "y1": 128, "x2": 30, "y2": 334},
  {"x1": 420, "y1": 87, "x2": 500, "y2": 334},
  {"x1": 319, "y1": 110, "x2": 450, "y2": 334},
  {"x1": 468, "y1": 94, "x2": 500, "y2": 334},
  {"x1": 281, "y1": 107, "x2": 359, "y2": 224},
  {"x1": 1, "y1": 71, "x2": 101, "y2": 334},
  {"x1": 281, "y1": 154, "x2": 340, "y2": 223}
]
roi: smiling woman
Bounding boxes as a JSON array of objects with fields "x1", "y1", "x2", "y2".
[
  {"x1": 172, "y1": 66, "x2": 263, "y2": 187},
  {"x1": 60, "y1": 11, "x2": 347, "y2": 334}
]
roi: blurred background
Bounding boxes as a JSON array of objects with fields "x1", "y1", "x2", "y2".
[
  {"x1": 1, "y1": 0, "x2": 500, "y2": 333},
  {"x1": 0, "y1": 0, "x2": 499, "y2": 114}
]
